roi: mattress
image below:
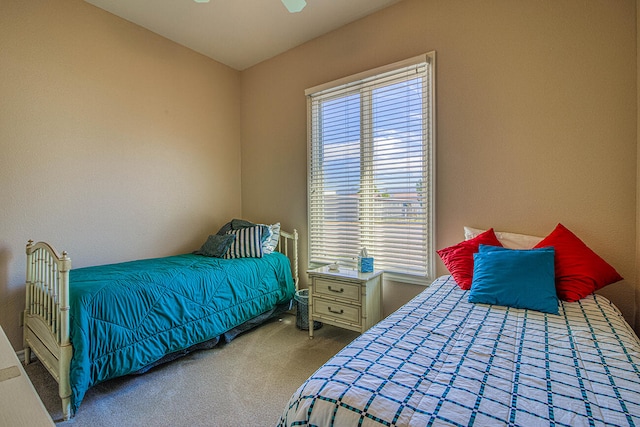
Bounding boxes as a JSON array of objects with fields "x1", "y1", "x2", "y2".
[
  {"x1": 69, "y1": 252, "x2": 295, "y2": 413},
  {"x1": 279, "y1": 275, "x2": 640, "y2": 426}
]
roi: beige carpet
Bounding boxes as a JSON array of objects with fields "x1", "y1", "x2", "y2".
[{"x1": 25, "y1": 313, "x2": 359, "y2": 426}]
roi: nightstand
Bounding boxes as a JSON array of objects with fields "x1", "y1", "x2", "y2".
[{"x1": 307, "y1": 266, "x2": 383, "y2": 339}]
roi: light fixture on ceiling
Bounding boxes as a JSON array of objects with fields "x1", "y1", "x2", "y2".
[
  {"x1": 281, "y1": 0, "x2": 307, "y2": 13},
  {"x1": 192, "y1": 0, "x2": 305, "y2": 13}
]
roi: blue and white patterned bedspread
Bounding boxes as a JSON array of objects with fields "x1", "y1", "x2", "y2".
[{"x1": 279, "y1": 276, "x2": 640, "y2": 426}]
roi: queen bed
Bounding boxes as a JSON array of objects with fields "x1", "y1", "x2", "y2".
[
  {"x1": 279, "y1": 225, "x2": 640, "y2": 426},
  {"x1": 22, "y1": 221, "x2": 298, "y2": 420}
]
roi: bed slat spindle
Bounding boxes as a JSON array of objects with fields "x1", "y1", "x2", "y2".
[{"x1": 278, "y1": 229, "x2": 299, "y2": 291}]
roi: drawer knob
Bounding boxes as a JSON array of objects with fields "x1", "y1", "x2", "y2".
[
  {"x1": 328, "y1": 307, "x2": 344, "y2": 315},
  {"x1": 328, "y1": 286, "x2": 344, "y2": 293}
]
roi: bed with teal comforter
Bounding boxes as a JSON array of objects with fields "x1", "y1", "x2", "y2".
[{"x1": 68, "y1": 252, "x2": 295, "y2": 413}]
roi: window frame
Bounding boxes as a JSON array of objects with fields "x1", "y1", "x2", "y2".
[{"x1": 305, "y1": 52, "x2": 436, "y2": 285}]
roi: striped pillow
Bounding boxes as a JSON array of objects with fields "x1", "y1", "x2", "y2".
[{"x1": 224, "y1": 225, "x2": 264, "y2": 259}]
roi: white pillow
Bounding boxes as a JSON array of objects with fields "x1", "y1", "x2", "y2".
[
  {"x1": 262, "y1": 222, "x2": 281, "y2": 254},
  {"x1": 464, "y1": 226, "x2": 543, "y2": 250}
]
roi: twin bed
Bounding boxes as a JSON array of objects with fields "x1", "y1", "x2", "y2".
[
  {"x1": 279, "y1": 225, "x2": 640, "y2": 426},
  {"x1": 22, "y1": 222, "x2": 298, "y2": 420}
]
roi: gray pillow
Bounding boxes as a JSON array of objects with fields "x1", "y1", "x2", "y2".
[
  {"x1": 216, "y1": 221, "x2": 234, "y2": 236},
  {"x1": 231, "y1": 218, "x2": 257, "y2": 230},
  {"x1": 216, "y1": 218, "x2": 256, "y2": 236},
  {"x1": 218, "y1": 219, "x2": 270, "y2": 245},
  {"x1": 194, "y1": 234, "x2": 236, "y2": 258}
]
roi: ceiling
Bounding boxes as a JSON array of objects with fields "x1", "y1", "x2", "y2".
[{"x1": 84, "y1": 0, "x2": 402, "y2": 71}]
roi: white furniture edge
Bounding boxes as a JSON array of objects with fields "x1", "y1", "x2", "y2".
[
  {"x1": 22, "y1": 229, "x2": 299, "y2": 420},
  {"x1": 1, "y1": 325, "x2": 55, "y2": 426}
]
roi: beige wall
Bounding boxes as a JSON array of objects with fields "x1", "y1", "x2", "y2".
[
  {"x1": 0, "y1": 1, "x2": 242, "y2": 347},
  {"x1": 637, "y1": 0, "x2": 640, "y2": 332},
  {"x1": 1, "y1": 0, "x2": 638, "y2": 348},
  {"x1": 241, "y1": 0, "x2": 638, "y2": 325}
]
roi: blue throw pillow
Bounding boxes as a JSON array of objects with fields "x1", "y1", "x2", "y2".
[{"x1": 469, "y1": 246, "x2": 559, "y2": 315}]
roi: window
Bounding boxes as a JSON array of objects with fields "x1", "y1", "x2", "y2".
[{"x1": 306, "y1": 53, "x2": 435, "y2": 283}]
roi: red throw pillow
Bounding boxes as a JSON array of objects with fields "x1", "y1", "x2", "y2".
[
  {"x1": 533, "y1": 223, "x2": 623, "y2": 302},
  {"x1": 437, "y1": 228, "x2": 502, "y2": 290}
]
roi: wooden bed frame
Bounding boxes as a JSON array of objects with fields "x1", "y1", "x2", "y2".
[{"x1": 22, "y1": 229, "x2": 298, "y2": 420}]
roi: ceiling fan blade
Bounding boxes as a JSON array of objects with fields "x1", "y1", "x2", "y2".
[{"x1": 281, "y1": 0, "x2": 307, "y2": 13}]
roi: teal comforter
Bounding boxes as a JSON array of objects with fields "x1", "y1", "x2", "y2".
[{"x1": 68, "y1": 252, "x2": 295, "y2": 413}]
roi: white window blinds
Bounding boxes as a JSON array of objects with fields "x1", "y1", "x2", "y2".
[{"x1": 306, "y1": 53, "x2": 435, "y2": 283}]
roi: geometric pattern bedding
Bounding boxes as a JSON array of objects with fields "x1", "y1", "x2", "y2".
[
  {"x1": 279, "y1": 275, "x2": 640, "y2": 426},
  {"x1": 68, "y1": 252, "x2": 294, "y2": 414}
]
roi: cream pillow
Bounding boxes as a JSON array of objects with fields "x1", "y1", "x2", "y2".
[{"x1": 464, "y1": 226, "x2": 543, "y2": 249}]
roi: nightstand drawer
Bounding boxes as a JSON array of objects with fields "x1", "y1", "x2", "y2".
[
  {"x1": 313, "y1": 298, "x2": 361, "y2": 324},
  {"x1": 314, "y1": 278, "x2": 360, "y2": 302}
]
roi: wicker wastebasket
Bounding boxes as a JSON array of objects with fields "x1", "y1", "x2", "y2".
[{"x1": 294, "y1": 289, "x2": 322, "y2": 331}]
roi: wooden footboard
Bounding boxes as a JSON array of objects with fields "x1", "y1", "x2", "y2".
[
  {"x1": 23, "y1": 240, "x2": 73, "y2": 420},
  {"x1": 23, "y1": 229, "x2": 298, "y2": 421}
]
